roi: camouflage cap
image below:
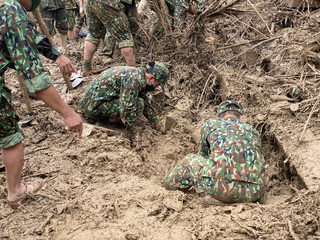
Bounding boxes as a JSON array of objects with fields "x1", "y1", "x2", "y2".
[
  {"x1": 146, "y1": 61, "x2": 169, "y2": 91},
  {"x1": 218, "y1": 100, "x2": 244, "y2": 116}
]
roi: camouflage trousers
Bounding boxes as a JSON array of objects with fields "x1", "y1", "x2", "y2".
[
  {"x1": 0, "y1": 90, "x2": 24, "y2": 149},
  {"x1": 81, "y1": 97, "x2": 144, "y2": 121},
  {"x1": 75, "y1": 14, "x2": 85, "y2": 29},
  {"x1": 163, "y1": 154, "x2": 267, "y2": 203},
  {"x1": 40, "y1": 8, "x2": 68, "y2": 35},
  {"x1": 66, "y1": 8, "x2": 77, "y2": 30},
  {"x1": 85, "y1": 0, "x2": 134, "y2": 48},
  {"x1": 103, "y1": 1, "x2": 139, "y2": 55},
  {"x1": 66, "y1": 8, "x2": 85, "y2": 30}
]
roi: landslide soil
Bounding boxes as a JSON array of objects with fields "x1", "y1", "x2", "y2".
[{"x1": 1, "y1": 0, "x2": 320, "y2": 239}]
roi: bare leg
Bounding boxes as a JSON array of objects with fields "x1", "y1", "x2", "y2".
[
  {"x1": 60, "y1": 33, "x2": 68, "y2": 50},
  {"x1": 74, "y1": 27, "x2": 80, "y2": 36},
  {"x1": 84, "y1": 40, "x2": 98, "y2": 61},
  {"x1": 2, "y1": 141, "x2": 25, "y2": 202},
  {"x1": 120, "y1": 47, "x2": 135, "y2": 66},
  {"x1": 67, "y1": 29, "x2": 74, "y2": 40},
  {"x1": 83, "y1": 40, "x2": 99, "y2": 76}
]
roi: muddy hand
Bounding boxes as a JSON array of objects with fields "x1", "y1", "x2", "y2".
[
  {"x1": 65, "y1": 111, "x2": 83, "y2": 136},
  {"x1": 128, "y1": 125, "x2": 141, "y2": 145},
  {"x1": 131, "y1": 131, "x2": 141, "y2": 143},
  {"x1": 56, "y1": 54, "x2": 78, "y2": 77},
  {"x1": 153, "y1": 122, "x2": 166, "y2": 134}
]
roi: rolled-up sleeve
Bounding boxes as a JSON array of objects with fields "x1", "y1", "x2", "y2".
[
  {"x1": 140, "y1": 92, "x2": 159, "y2": 125},
  {"x1": 1, "y1": 1, "x2": 52, "y2": 93}
]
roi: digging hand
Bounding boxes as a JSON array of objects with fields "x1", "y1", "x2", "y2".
[
  {"x1": 153, "y1": 122, "x2": 166, "y2": 134},
  {"x1": 128, "y1": 125, "x2": 141, "y2": 145}
]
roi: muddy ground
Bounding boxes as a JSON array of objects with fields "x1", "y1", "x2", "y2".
[{"x1": 1, "y1": 0, "x2": 320, "y2": 239}]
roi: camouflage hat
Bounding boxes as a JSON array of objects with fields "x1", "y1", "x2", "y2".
[
  {"x1": 218, "y1": 100, "x2": 244, "y2": 116},
  {"x1": 146, "y1": 61, "x2": 169, "y2": 91}
]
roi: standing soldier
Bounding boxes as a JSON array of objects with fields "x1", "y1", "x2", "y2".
[
  {"x1": 148, "y1": 0, "x2": 204, "y2": 39},
  {"x1": 39, "y1": 0, "x2": 69, "y2": 49},
  {"x1": 64, "y1": 0, "x2": 78, "y2": 41},
  {"x1": 1, "y1": 0, "x2": 83, "y2": 209},
  {"x1": 83, "y1": 0, "x2": 137, "y2": 76},
  {"x1": 73, "y1": 0, "x2": 86, "y2": 38},
  {"x1": 163, "y1": 100, "x2": 269, "y2": 203},
  {"x1": 80, "y1": 61, "x2": 168, "y2": 142},
  {"x1": 102, "y1": 0, "x2": 140, "y2": 58}
]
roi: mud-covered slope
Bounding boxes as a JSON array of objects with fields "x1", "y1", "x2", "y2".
[{"x1": 1, "y1": 0, "x2": 320, "y2": 239}]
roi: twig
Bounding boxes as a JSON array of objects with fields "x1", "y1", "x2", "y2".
[
  {"x1": 246, "y1": 0, "x2": 272, "y2": 35},
  {"x1": 25, "y1": 146, "x2": 50, "y2": 155},
  {"x1": 299, "y1": 95, "x2": 320, "y2": 142},
  {"x1": 223, "y1": 13, "x2": 269, "y2": 39},
  {"x1": 60, "y1": 135, "x2": 75, "y2": 152},
  {"x1": 23, "y1": 170, "x2": 59, "y2": 179},
  {"x1": 204, "y1": 0, "x2": 242, "y2": 19},
  {"x1": 218, "y1": 36, "x2": 282, "y2": 66},
  {"x1": 231, "y1": 215, "x2": 257, "y2": 238},
  {"x1": 32, "y1": 7, "x2": 54, "y2": 44},
  {"x1": 287, "y1": 219, "x2": 300, "y2": 240},
  {"x1": 216, "y1": 37, "x2": 269, "y2": 51},
  {"x1": 35, "y1": 213, "x2": 54, "y2": 234},
  {"x1": 244, "y1": 74, "x2": 296, "y2": 84},
  {"x1": 197, "y1": 69, "x2": 217, "y2": 109},
  {"x1": 152, "y1": 0, "x2": 172, "y2": 36},
  {"x1": 298, "y1": 66, "x2": 305, "y2": 91},
  {"x1": 92, "y1": 124, "x2": 121, "y2": 135},
  {"x1": 193, "y1": 64, "x2": 205, "y2": 78},
  {"x1": 186, "y1": 0, "x2": 241, "y2": 38},
  {"x1": 114, "y1": 198, "x2": 121, "y2": 218}
]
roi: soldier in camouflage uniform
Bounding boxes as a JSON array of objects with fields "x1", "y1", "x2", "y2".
[
  {"x1": 83, "y1": 0, "x2": 137, "y2": 76},
  {"x1": 0, "y1": 0, "x2": 83, "y2": 208},
  {"x1": 80, "y1": 61, "x2": 168, "y2": 141},
  {"x1": 147, "y1": 0, "x2": 204, "y2": 39},
  {"x1": 39, "y1": 0, "x2": 68, "y2": 49},
  {"x1": 102, "y1": 0, "x2": 140, "y2": 58},
  {"x1": 163, "y1": 100, "x2": 269, "y2": 203},
  {"x1": 64, "y1": 0, "x2": 86, "y2": 40},
  {"x1": 64, "y1": 0, "x2": 78, "y2": 40},
  {"x1": 73, "y1": 0, "x2": 86, "y2": 38}
]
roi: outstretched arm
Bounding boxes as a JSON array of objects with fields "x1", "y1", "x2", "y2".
[{"x1": 35, "y1": 85, "x2": 83, "y2": 136}]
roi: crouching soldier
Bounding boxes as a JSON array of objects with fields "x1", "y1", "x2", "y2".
[{"x1": 80, "y1": 61, "x2": 169, "y2": 142}]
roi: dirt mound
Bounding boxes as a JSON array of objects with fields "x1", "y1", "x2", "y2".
[{"x1": 1, "y1": 0, "x2": 320, "y2": 239}]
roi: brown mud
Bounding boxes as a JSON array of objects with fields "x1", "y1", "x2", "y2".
[{"x1": 1, "y1": 0, "x2": 320, "y2": 239}]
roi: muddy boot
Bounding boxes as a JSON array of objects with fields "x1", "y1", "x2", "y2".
[{"x1": 83, "y1": 60, "x2": 92, "y2": 77}]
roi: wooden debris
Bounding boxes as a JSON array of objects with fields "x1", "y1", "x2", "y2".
[
  {"x1": 285, "y1": 0, "x2": 320, "y2": 8},
  {"x1": 270, "y1": 95, "x2": 293, "y2": 102}
]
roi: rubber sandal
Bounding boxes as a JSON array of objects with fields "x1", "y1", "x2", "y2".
[{"x1": 8, "y1": 180, "x2": 44, "y2": 209}]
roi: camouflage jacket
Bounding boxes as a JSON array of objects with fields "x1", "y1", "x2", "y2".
[
  {"x1": 85, "y1": 0, "x2": 126, "y2": 11},
  {"x1": 0, "y1": 0, "x2": 59, "y2": 104},
  {"x1": 198, "y1": 117, "x2": 269, "y2": 185},
  {"x1": 64, "y1": 0, "x2": 77, "y2": 9},
  {"x1": 40, "y1": 0, "x2": 65, "y2": 10},
  {"x1": 80, "y1": 66, "x2": 159, "y2": 126}
]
